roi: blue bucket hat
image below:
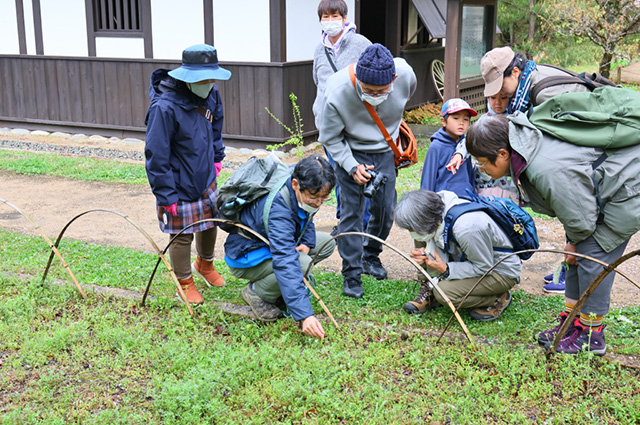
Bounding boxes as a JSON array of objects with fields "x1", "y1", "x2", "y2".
[{"x1": 168, "y1": 44, "x2": 231, "y2": 83}]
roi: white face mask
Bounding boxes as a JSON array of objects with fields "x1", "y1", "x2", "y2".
[
  {"x1": 298, "y1": 201, "x2": 320, "y2": 214},
  {"x1": 320, "y1": 20, "x2": 344, "y2": 37},
  {"x1": 188, "y1": 82, "x2": 214, "y2": 99},
  {"x1": 410, "y1": 230, "x2": 437, "y2": 242},
  {"x1": 362, "y1": 93, "x2": 389, "y2": 106}
]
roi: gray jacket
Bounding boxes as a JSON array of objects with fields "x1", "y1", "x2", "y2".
[
  {"x1": 312, "y1": 29, "x2": 371, "y2": 128},
  {"x1": 509, "y1": 112, "x2": 640, "y2": 252},
  {"x1": 319, "y1": 58, "x2": 417, "y2": 173}
]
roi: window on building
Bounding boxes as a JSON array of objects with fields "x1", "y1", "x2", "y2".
[{"x1": 93, "y1": 0, "x2": 141, "y2": 33}]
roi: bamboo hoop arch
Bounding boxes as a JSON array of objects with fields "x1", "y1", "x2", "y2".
[
  {"x1": 140, "y1": 218, "x2": 339, "y2": 328},
  {"x1": 436, "y1": 248, "x2": 639, "y2": 350},
  {"x1": 307, "y1": 231, "x2": 477, "y2": 351},
  {"x1": 38, "y1": 208, "x2": 193, "y2": 315},
  {"x1": 1, "y1": 197, "x2": 87, "y2": 299}
]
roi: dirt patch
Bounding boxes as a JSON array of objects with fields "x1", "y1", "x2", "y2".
[{"x1": 0, "y1": 139, "x2": 639, "y2": 308}]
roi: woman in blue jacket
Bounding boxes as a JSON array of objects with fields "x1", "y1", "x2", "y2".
[{"x1": 145, "y1": 44, "x2": 230, "y2": 304}]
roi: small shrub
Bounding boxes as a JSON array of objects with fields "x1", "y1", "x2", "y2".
[
  {"x1": 403, "y1": 102, "x2": 442, "y2": 124},
  {"x1": 265, "y1": 93, "x2": 305, "y2": 157}
]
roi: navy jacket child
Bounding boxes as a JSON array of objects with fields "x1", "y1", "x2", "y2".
[{"x1": 420, "y1": 98, "x2": 477, "y2": 196}]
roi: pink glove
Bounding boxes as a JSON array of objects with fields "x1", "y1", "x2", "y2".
[
  {"x1": 163, "y1": 203, "x2": 177, "y2": 216},
  {"x1": 215, "y1": 162, "x2": 222, "y2": 177}
]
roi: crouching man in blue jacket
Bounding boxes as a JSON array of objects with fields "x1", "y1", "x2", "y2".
[{"x1": 224, "y1": 156, "x2": 337, "y2": 339}]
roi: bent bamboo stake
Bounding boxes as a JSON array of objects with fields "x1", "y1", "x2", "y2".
[
  {"x1": 546, "y1": 249, "x2": 640, "y2": 358},
  {"x1": 39, "y1": 208, "x2": 192, "y2": 315},
  {"x1": 437, "y1": 248, "x2": 639, "y2": 346},
  {"x1": 0, "y1": 197, "x2": 87, "y2": 299},
  {"x1": 140, "y1": 218, "x2": 340, "y2": 328},
  {"x1": 307, "y1": 231, "x2": 477, "y2": 351}
]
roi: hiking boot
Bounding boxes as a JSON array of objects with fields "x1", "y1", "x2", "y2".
[
  {"x1": 534, "y1": 312, "x2": 569, "y2": 346},
  {"x1": 554, "y1": 319, "x2": 607, "y2": 356},
  {"x1": 469, "y1": 291, "x2": 512, "y2": 321},
  {"x1": 177, "y1": 277, "x2": 204, "y2": 305},
  {"x1": 403, "y1": 282, "x2": 441, "y2": 314},
  {"x1": 343, "y1": 276, "x2": 364, "y2": 299},
  {"x1": 362, "y1": 256, "x2": 388, "y2": 280},
  {"x1": 192, "y1": 257, "x2": 225, "y2": 287},
  {"x1": 241, "y1": 283, "x2": 282, "y2": 322}
]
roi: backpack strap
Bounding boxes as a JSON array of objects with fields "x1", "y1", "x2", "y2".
[
  {"x1": 444, "y1": 202, "x2": 514, "y2": 261},
  {"x1": 324, "y1": 47, "x2": 338, "y2": 73},
  {"x1": 262, "y1": 176, "x2": 312, "y2": 245},
  {"x1": 530, "y1": 76, "x2": 592, "y2": 101},
  {"x1": 348, "y1": 63, "x2": 403, "y2": 159},
  {"x1": 196, "y1": 106, "x2": 214, "y2": 123},
  {"x1": 592, "y1": 152, "x2": 608, "y2": 225}
]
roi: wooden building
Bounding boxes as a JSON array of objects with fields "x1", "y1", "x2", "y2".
[{"x1": 0, "y1": 0, "x2": 497, "y2": 147}]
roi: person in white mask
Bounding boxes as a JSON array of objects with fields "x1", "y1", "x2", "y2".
[
  {"x1": 224, "y1": 156, "x2": 337, "y2": 340},
  {"x1": 312, "y1": 0, "x2": 372, "y2": 235},
  {"x1": 319, "y1": 43, "x2": 416, "y2": 299},
  {"x1": 145, "y1": 44, "x2": 230, "y2": 305},
  {"x1": 394, "y1": 190, "x2": 521, "y2": 321}
]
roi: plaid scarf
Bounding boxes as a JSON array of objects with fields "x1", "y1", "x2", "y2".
[{"x1": 507, "y1": 60, "x2": 537, "y2": 114}]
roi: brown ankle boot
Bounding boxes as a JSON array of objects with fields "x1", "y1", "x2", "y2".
[
  {"x1": 177, "y1": 277, "x2": 204, "y2": 304},
  {"x1": 192, "y1": 257, "x2": 225, "y2": 287}
]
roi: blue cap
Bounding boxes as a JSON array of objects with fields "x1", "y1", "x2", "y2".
[{"x1": 168, "y1": 44, "x2": 231, "y2": 83}]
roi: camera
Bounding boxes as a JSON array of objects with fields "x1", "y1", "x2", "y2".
[{"x1": 362, "y1": 170, "x2": 387, "y2": 198}]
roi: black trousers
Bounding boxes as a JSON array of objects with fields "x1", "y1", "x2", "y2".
[{"x1": 335, "y1": 149, "x2": 397, "y2": 278}]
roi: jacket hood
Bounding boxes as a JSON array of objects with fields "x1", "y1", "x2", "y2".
[
  {"x1": 149, "y1": 69, "x2": 201, "y2": 109},
  {"x1": 508, "y1": 112, "x2": 545, "y2": 164},
  {"x1": 431, "y1": 127, "x2": 461, "y2": 146}
]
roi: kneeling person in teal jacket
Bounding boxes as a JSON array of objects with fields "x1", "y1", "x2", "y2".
[{"x1": 224, "y1": 156, "x2": 337, "y2": 339}]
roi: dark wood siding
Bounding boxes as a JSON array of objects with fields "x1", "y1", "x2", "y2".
[{"x1": 0, "y1": 55, "x2": 316, "y2": 148}]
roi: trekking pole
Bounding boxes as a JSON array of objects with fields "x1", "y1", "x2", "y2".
[{"x1": 308, "y1": 231, "x2": 478, "y2": 351}]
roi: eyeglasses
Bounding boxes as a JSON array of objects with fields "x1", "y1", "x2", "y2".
[
  {"x1": 361, "y1": 88, "x2": 392, "y2": 98},
  {"x1": 475, "y1": 158, "x2": 489, "y2": 169},
  {"x1": 302, "y1": 191, "x2": 330, "y2": 205}
]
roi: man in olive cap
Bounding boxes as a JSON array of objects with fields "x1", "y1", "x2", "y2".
[
  {"x1": 318, "y1": 43, "x2": 417, "y2": 298},
  {"x1": 145, "y1": 44, "x2": 231, "y2": 304}
]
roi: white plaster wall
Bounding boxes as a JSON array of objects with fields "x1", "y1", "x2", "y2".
[
  {"x1": 0, "y1": 0, "x2": 20, "y2": 54},
  {"x1": 285, "y1": 0, "x2": 317, "y2": 61},
  {"x1": 213, "y1": 0, "x2": 269, "y2": 62},
  {"x1": 40, "y1": 0, "x2": 88, "y2": 56},
  {"x1": 151, "y1": 0, "x2": 204, "y2": 60},
  {"x1": 22, "y1": 0, "x2": 37, "y2": 54},
  {"x1": 96, "y1": 37, "x2": 145, "y2": 58}
]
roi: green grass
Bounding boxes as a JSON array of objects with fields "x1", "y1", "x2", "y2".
[
  {"x1": 0, "y1": 228, "x2": 639, "y2": 423},
  {"x1": 1, "y1": 147, "x2": 639, "y2": 423}
]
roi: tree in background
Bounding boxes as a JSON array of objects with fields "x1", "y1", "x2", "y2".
[
  {"x1": 540, "y1": 0, "x2": 640, "y2": 77},
  {"x1": 497, "y1": 0, "x2": 539, "y2": 58}
]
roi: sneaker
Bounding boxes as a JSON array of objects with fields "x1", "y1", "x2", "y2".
[
  {"x1": 543, "y1": 263, "x2": 566, "y2": 284},
  {"x1": 555, "y1": 319, "x2": 607, "y2": 356},
  {"x1": 403, "y1": 282, "x2": 441, "y2": 314},
  {"x1": 343, "y1": 276, "x2": 364, "y2": 299},
  {"x1": 469, "y1": 291, "x2": 512, "y2": 321},
  {"x1": 543, "y1": 280, "x2": 566, "y2": 294},
  {"x1": 241, "y1": 283, "x2": 282, "y2": 322},
  {"x1": 192, "y1": 257, "x2": 225, "y2": 287},
  {"x1": 362, "y1": 256, "x2": 388, "y2": 280},
  {"x1": 534, "y1": 312, "x2": 569, "y2": 346},
  {"x1": 176, "y1": 277, "x2": 204, "y2": 305}
]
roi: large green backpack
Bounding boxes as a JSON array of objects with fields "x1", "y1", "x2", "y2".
[{"x1": 529, "y1": 86, "x2": 640, "y2": 150}]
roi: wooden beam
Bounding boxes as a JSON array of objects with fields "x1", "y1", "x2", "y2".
[
  {"x1": 84, "y1": 0, "x2": 96, "y2": 56},
  {"x1": 31, "y1": 0, "x2": 44, "y2": 55},
  {"x1": 204, "y1": 0, "x2": 214, "y2": 45},
  {"x1": 444, "y1": 0, "x2": 461, "y2": 99},
  {"x1": 269, "y1": 0, "x2": 286, "y2": 62},
  {"x1": 15, "y1": 0, "x2": 27, "y2": 54},
  {"x1": 141, "y1": 0, "x2": 153, "y2": 58}
]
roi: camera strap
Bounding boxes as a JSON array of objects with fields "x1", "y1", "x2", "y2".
[{"x1": 348, "y1": 64, "x2": 402, "y2": 159}]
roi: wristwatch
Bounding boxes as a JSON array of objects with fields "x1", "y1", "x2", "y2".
[{"x1": 440, "y1": 264, "x2": 450, "y2": 279}]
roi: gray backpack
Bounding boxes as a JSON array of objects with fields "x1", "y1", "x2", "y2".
[{"x1": 216, "y1": 154, "x2": 292, "y2": 234}]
